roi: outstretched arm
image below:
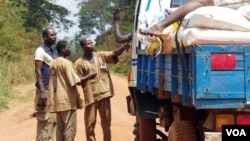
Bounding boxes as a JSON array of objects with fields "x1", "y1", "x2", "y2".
[
  {"x1": 113, "y1": 8, "x2": 133, "y2": 43},
  {"x1": 113, "y1": 42, "x2": 130, "y2": 57}
]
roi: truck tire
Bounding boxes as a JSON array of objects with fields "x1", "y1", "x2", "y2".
[
  {"x1": 168, "y1": 121, "x2": 197, "y2": 141},
  {"x1": 138, "y1": 117, "x2": 156, "y2": 141}
]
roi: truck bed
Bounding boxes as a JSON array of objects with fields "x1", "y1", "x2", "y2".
[{"x1": 136, "y1": 45, "x2": 250, "y2": 109}]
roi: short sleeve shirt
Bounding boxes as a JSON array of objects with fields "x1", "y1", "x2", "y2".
[
  {"x1": 34, "y1": 43, "x2": 55, "y2": 90},
  {"x1": 74, "y1": 51, "x2": 118, "y2": 107},
  {"x1": 48, "y1": 57, "x2": 81, "y2": 112}
]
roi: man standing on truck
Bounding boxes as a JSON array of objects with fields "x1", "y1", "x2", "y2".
[
  {"x1": 113, "y1": 7, "x2": 168, "y2": 55},
  {"x1": 74, "y1": 37, "x2": 130, "y2": 141},
  {"x1": 113, "y1": 7, "x2": 144, "y2": 140},
  {"x1": 113, "y1": 7, "x2": 133, "y2": 43}
]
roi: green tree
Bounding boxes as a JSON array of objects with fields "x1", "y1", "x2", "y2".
[
  {"x1": 77, "y1": 0, "x2": 112, "y2": 36},
  {"x1": 0, "y1": 0, "x2": 28, "y2": 61},
  {"x1": 77, "y1": 0, "x2": 135, "y2": 44},
  {"x1": 23, "y1": 0, "x2": 74, "y2": 32}
]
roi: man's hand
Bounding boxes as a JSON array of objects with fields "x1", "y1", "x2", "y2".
[
  {"x1": 37, "y1": 90, "x2": 47, "y2": 107},
  {"x1": 37, "y1": 98, "x2": 47, "y2": 107},
  {"x1": 88, "y1": 72, "x2": 97, "y2": 79},
  {"x1": 79, "y1": 72, "x2": 97, "y2": 84},
  {"x1": 113, "y1": 7, "x2": 121, "y2": 22},
  {"x1": 40, "y1": 91, "x2": 47, "y2": 99},
  {"x1": 122, "y1": 42, "x2": 131, "y2": 52}
]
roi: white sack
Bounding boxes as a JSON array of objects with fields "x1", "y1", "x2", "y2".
[
  {"x1": 170, "y1": 27, "x2": 250, "y2": 48},
  {"x1": 237, "y1": 5, "x2": 250, "y2": 20},
  {"x1": 182, "y1": 6, "x2": 250, "y2": 31},
  {"x1": 214, "y1": 0, "x2": 250, "y2": 9}
]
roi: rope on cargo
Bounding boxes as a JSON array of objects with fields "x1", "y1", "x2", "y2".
[{"x1": 174, "y1": 20, "x2": 189, "y2": 77}]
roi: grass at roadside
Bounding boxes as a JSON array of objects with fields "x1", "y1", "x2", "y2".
[{"x1": 0, "y1": 55, "x2": 35, "y2": 109}]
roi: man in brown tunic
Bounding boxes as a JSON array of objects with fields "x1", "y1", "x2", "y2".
[
  {"x1": 74, "y1": 37, "x2": 130, "y2": 141},
  {"x1": 48, "y1": 40, "x2": 96, "y2": 141}
]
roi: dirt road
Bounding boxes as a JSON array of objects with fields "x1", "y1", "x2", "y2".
[{"x1": 0, "y1": 74, "x2": 135, "y2": 141}]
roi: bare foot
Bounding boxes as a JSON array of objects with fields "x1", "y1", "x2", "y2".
[{"x1": 139, "y1": 24, "x2": 164, "y2": 37}]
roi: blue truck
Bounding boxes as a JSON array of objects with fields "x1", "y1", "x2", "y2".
[{"x1": 126, "y1": 0, "x2": 250, "y2": 141}]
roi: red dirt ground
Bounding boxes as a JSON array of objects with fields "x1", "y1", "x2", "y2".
[{"x1": 0, "y1": 74, "x2": 136, "y2": 141}]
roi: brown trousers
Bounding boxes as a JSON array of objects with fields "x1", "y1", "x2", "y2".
[
  {"x1": 56, "y1": 110, "x2": 77, "y2": 141},
  {"x1": 35, "y1": 88, "x2": 57, "y2": 141},
  {"x1": 84, "y1": 98, "x2": 111, "y2": 141}
]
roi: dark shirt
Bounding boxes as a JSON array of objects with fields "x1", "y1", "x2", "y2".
[{"x1": 34, "y1": 43, "x2": 55, "y2": 90}]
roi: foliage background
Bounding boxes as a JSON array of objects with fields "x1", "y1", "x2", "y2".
[{"x1": 0, "y1": 0, "x2": 135, "y2": 108}]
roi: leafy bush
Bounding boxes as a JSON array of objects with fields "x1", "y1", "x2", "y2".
[
  {"x1": 0, "y1": 55, "x2": 35, "y2": 109},
  {"x1": 0, "y1": 63, "x2": 14, "y2": 109}
]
